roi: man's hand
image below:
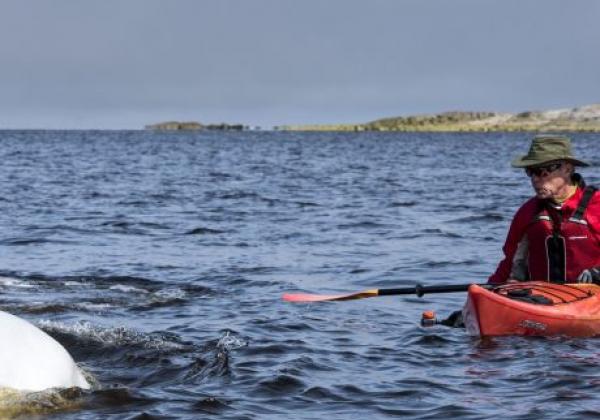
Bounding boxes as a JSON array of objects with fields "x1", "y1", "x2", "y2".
[{"x1": 576, "y1": 267, "x2": 600, "y2": 284}]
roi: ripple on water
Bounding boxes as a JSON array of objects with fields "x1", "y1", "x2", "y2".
[
  {"x1": 192, "y1": 396, "x2": 232, "y2": 415},
  {"x1": 253, "y1": 374, "x2": 306, "y2": 397}
]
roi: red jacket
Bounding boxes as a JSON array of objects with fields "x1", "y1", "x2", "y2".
[{"x1": 489, "y1": 186, "x2": 600, "y2": 284}]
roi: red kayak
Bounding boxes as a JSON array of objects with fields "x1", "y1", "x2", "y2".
[{"x1": 463, "y1": 282, "x2": 600, "y2": 337}]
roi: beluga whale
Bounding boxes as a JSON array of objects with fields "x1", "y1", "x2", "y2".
[{"x1": 0, "y1": 310, "x2": 90, "y2": 391}]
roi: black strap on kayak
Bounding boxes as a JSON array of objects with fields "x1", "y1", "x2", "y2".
[
  {"x1": 506, "y1": 288, "x2": 553, "y2": 305},
  {"x1": 497, "y1": 282, "x2": 592, "y2": 304}
]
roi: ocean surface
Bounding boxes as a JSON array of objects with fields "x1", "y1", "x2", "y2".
[{"x1": 1, "y1": 130, "x2": 599, "y2": 419}]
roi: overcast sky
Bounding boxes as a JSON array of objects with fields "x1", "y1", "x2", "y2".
[{"x1": 0, "y1": 0, "x2": 598, "y2": 129}]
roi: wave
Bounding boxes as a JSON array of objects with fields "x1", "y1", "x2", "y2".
[
  {"x1": 337, "y1": 221, "x2": 392, "y2": 230},
  {"x1": 38, "y1": 320, "x2": 192, "y2": 353},
  {"x1": 185, "y1": 227, "x2": 227, "y2": 235},
  {"x1": 0, "y1": 237, "x2": 79, "y2": 246},
  {"x1": 0, "y1": 272, "x2": 214, "y2": 315},
  {"x1": 450, "y1": 213, "x2": 505, "y2": 223}
]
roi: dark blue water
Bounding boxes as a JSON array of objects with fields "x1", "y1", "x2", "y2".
[{"x1": 1, "y1": 130, "x2": 599, "y2": 419}]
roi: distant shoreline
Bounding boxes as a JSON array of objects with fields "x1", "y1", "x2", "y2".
[
  {"x1": 275, "y1": 125, "x2": 600, "y2": 133},
  {"x1": 1, "y1": 127, "x2": 600, "y2": 133},
  {"x1": 3, "y1": 104, "x2": 600, "y2": 132},
  {"x1": 276, "y1": 104, "x2": 600, "y2": 132}
]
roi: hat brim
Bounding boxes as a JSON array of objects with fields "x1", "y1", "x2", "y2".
[{"x1": 511, "y1": 156, "x2": 589, "y2": 168}]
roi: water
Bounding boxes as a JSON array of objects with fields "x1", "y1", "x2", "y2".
[{"x1": 0, "y1": 130, "x2": 599, "y2": 419}]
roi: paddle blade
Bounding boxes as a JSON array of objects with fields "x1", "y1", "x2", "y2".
[{"x1": 282, "y1": 289, "x2": 379, "y2": 302}]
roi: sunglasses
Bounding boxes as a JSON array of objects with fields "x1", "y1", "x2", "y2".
[{"x1": 525, "y1": 162, "x2": 563, "y2": 178}]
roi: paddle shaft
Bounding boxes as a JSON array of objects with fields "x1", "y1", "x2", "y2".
[
  {"x1": 378, "y1": 283, "x2": 491, "y2": 297},
  {"x1": 282, "y1": 283, "x2": 495, "y2": 302}
]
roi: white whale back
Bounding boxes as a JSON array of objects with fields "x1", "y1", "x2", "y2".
[{"x1": 0, "y1": 311, "x2": 90, "y2": 391}]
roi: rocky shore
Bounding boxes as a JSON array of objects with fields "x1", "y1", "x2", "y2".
[{"x1": 278, "y1": 104, "x2": 600, "y2": 132}]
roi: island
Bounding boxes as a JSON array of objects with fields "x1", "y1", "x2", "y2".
[
  {"x1": 276, "y1": 104, "x2": 600, "y2": 132},
  {"x1": 145, "y1": 121, "x2": 247, "y2": 131}
]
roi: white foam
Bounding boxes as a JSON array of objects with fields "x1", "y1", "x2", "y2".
[
  {"x1": 38, "y1": 320, "x2": 186, "y2": 351},
  {"x1": 0, "y1": 277, "x2": 35, "y2": 289},
  {"x1": 74, "y1": 303, "x2": 114, "y2": 311},
  {"x1": 63, "y1": 281, "x2": 92, "y2": 288},
  {"x1": 108, "y1": 284, "x2": 149, "y2": 293},
  {"x1": 152, "y1": 288, "x2": 187, "y2": 300},
  {"x1": 217, "y1": 331, "x2": 247, "y2": 350}
]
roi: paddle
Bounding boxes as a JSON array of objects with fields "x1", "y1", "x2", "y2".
[{"x1": 282, "y1": 283, "x2": 492, "y2": 302}]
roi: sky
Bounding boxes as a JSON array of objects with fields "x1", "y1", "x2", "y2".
[{"x1": 0, "y1": 0, "x2": 599, "y2": 129}]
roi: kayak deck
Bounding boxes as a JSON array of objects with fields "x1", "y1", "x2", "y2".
[{"x1": 463, "y1": 282, "x2": 600, "y2": 337}]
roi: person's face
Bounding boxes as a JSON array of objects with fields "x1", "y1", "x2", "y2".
[{"x1": 525, "y1": 160, "x2": 573, "y2": 200}]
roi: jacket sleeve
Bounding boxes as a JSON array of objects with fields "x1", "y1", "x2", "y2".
[{"x1": 488, "y1": 201, "x2": 534, "y2": 284}]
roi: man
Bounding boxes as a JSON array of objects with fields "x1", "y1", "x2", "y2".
[{"x1": 488, "y1": 135, "x2": 600, "y2": 284}]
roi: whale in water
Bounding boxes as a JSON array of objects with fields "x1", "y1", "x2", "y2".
[{"x1": 0, "y1": 311, "x2": 90, "y2": 391}]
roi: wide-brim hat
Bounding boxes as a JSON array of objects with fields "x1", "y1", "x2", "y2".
[{"x1": 511, "y1": 135, "x2": 589, "y2": 168}]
